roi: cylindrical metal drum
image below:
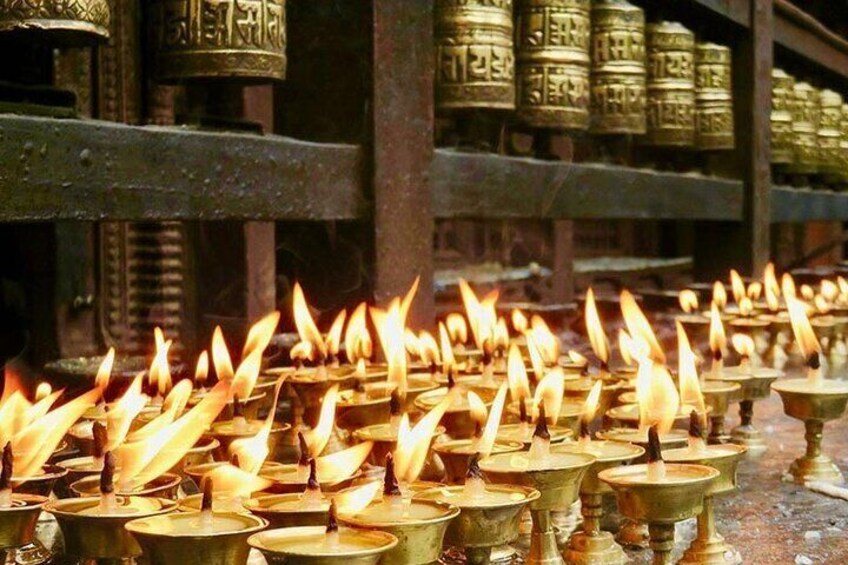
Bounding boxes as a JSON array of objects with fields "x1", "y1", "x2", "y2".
[
  {"x1": 644, "y1": 21, "x2": 695, "y2": 146},
  {"x1": 516, "y1": 0, "x2": 591, "y2": 129},
  {"x1": 435, "y1": 0, "x2": 515, "y2": 111},
  {"x1": 694, "y1": 42, "x2": 734, "y2": 150},
  {"x1": 0, "y1": 0, "x2": 110, "y2": 43},
  {"x1": 149, "y1": 0, "x2": 286, "y2": 83},
  {"x1": 589, "y1": 0, "x2": 646, "y2": 134},
  {"x1": 770, "y1": 69, "x2": 795, "y2": 165},
  {"x1": 788, "y1": 82, "x2": 820, "y2": 175},
  {"x1": 818, "y1": 89, "x2": 843, "y2": 177}
]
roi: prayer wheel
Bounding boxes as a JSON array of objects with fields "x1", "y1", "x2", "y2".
[
  {"x1": 644, "y1": 21, "x2": 695, "y2": 146},
  {"x1": 515, "y1": 0, "x2": 591, "y2": 129},
  {"x1": 817, "y1": 89, "x2": 843, "y2": 178},
  {"x1": 0, "y1": 0, "x2": 110, "y2": 43},
  {"x1": 589, "y1": 0, "x2": 646, "y2": 134},
  {"x1": 770, "y1": 69, "x2": 795, "y2": 165},
  {"x1": 435, "y1": 0, "x2": 515, "y2": 111},
  {"x1": 840, "y1": 104, "x2": 848, "y2": 183},
  {"x1": 149, "y1": 0, "x2": 286, "y2": 83},
  {"x1": 788, "y1": 82, "x2": 820, "y2": 175},
  {"x1": 694, "y1": 42, "x2": 734, "y2": 150}
]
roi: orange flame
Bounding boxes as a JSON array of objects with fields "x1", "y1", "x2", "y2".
[
  {"x1": 712, "y1": 282, "x2": 727, "y2": 310},
  {"x1": 801, "y1": 285, "x2": 815, "y2": 301},
  {"x1": 530, "y1": 316, "x2": 559, "y2": 365},
  {"x1": 618, "y1": 330, "x2": 635, "y2": 366},
  {"x1": 34, "y1": 383, "x2": 51, "y2": 403},
  {"x1": 781, "y1": 273, "x2": 797, "y2": 301},
  {"x1": 507, "y1": 344, "x2": 530, "y2": 402},
  {"x1": 568, "y1": 350, "x2": 588, "y2": 366},
  {"x1": 229, "y1": 377, "x2": 285, "y2": 474},
  {"x1": 679, "y1": 290, "x2": 699, "y2": 314},
  {"x1": 512, "y1": 309, "x2": 528, "y2": 334},
  {"x1": 95, "y1": 348, "x2": 115, "y2": 390},
  {"x1": 345, "y1": 303, "x2": 372, "y2": 364},
  {"x1": 730, "y1": 270, "x2": 746, "y2": 304},
  {"x1": 127, "y1": 379, "x2": 193, "y2": 443},
  {"x1": 731, "y1": 334, "x2": 755, "y2": 359},
  {"x1": 194, "y1": 351, "x2": 209, "y2": 386},
  {"x1": 677, "y1": 322, "x2": 705, "y2": 414},
  {"x1": 326, "y1": 310, "x2": 347, "y2": 358},
  {"x1": 303, "y1": 385, "x2": 339, "y2": 458},
  {"x1": 293, "y1": 282, "x2": 327, "y2": 360},
  {"x1": 494, "y1": 318, "x2": 509, "y2": 352},
  {"x1": 582, "y1": 380, "x2": 603, "y2": 423},
  {"x1": 476, "y1": 382, "x2": 508, "y2": 457},
  {"x1": 446, "y1": 313, "x2": 468, "y2": 344},
  {"x1": 372, "y1": 300, "x2": 408, "y2": 397},
  {"x1": 404, "y1": 329, "x2": 421, "y2": 358},
  {"x1": 212, "y1": 326, "x2": 234, "y2": 381},
  {"x1": 107, "y1": 374, "x2": 149, "y2": 450},
  {"x1": 739, "y1": 297, "x2": 753, "y2": 317},
  {"x1": 243, "y1": 311, "x2": 280, "y2": 357},
  {"x1": 709, "y1": 302, "x2": 726, "y2": 356},
  {"x1": 747, "y1": 282, "x2": 763, "y2": 301},
  {"x1": 394, "y1": 390, "x2": 457, "y2": 483},
  {"x1": 417, "y1": 331, "x2": 441, "y2": 367},
  {"x1": 334, "y1": 481, "x2": 381, "y2": 514},
  {"x1": 439, "y1": 322, "x2": 456, "y2": 375},
  {"x1": 203, "y1": 464, "x2": 274, "y2": 499},
  {"x1": 786, "y1": 296, "x2": 822, "y2": 359},
  {"x1": 822, "y1": 280, "x2": 839, "y2": 303},
  {"x1": 459, "y1": 280, "x2": 498, "y2": 351},
  {"x1": 620, "y1": 290, "x2": 665, "y2": 364},
  {"x1": 814, "y1": 295, "x2": 831, "y2": 315},
  {"x1": 635, "y1": 362, "x2": 679, "y2": 434},
  {"x1": 14, "y1": 388, "x2": 101, "y2": 478},
  {"x1": 764, "y1": 263, "x2": 781, "y2": 311},
  {"x1": 315, "y1": 441, "x2": 373, "y2": 484},
  {"x1": 117, "y1": 380, "x2": 229, "y2": 490},
  {"x1": 533, "y1": 367, "x2": 565, "y2": 424},
  {"x1": 468, "y1": 391, "x2": 487, "y2": 430},
  {"x1": 585, "y1": 288, "x2": 609, "y2": 364},
  {"x1": 148, "y1": 333, "x2": 172, "y2": 397},
  {"x1": 400, "y1": 276, "x2": 420, "y2": 324},
  {"x1": 231, "y1": 348, "x2": 263, "y2": 400},
  {"x1": 525, "y1": 333, "x2": 545, "y2": 381}
]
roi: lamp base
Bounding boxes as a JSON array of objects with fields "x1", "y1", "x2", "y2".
[
  {"x1": 729, "y1": 425, "x2": 767, "y2": 457},
  {"x1": 615, "y1": 520, "x2": 649, "y2": 549},
  {"x1": 789, "y1": 453, "x2": 844, "y2": 485},
  {"x1": 679, "y1": 532, "x2": 741, "y2": 565},
  {"x1": 565, "y1": 531, "x2": 628, "y2": 565}
]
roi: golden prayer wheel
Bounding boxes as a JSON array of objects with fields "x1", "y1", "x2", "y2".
[
  {"x1": 0, "y1": 0, "x2": 110, "y2": 43},
  {"x1": 434, "y1": 0, "x2": 515, "y2": 111},
  {"x1": 515, "y1": 0, "x2": 591, "y2": 129},
  {"x1": 817, "y1": 89, "x2": 843, "y2": 178},
  {"x1": 694, "y1": 42, "x2": 734, "y2": 150},
  {"x1": 770, "y1": 68, "x2": 795, "y2": 165},
  {"x1": 589, "y1": 0, "x2": 646, "y2": 134},
  {"x1": 788, "y1": 82, "x2": 820, "y2": 175},
  {"x1": 840, "y1": 104, "x2": 848, "y2": 183},
  {"x1": 644, "y1": 21, "x2": 695, "y2": 146},
  {"x1": 149, "y1": 0, "x2": 286, "y2": 83}
]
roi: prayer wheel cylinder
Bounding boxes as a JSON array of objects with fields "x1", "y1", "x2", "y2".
[
  {"x1": 589, "y1": 0, "x2": 646, "y2": 134},
  {"x1": 788, "y1": 82, "x2": 820, "y2": 175},
  {"x1": 434, "y1": 0, "x2": 515, "y2": 111},
  {"x1": 0, "y1": 0, "x2": 110, "y2": 43},
  {"x1": 149, "y1": 0, "x2": 286, "y2": 83},
  {"x1": 770, "y1": 69, "x2": 795, "y2": 165},
  {"x1": 840, "y1": 104, "x2": 848, "y2": 184},
  {"x1": 817, "y1": 89, "x2": 843, "y2": 178},
  {"x1": 694, "y1": 42, "x2": 734, "y2": 151},
  {"x1": 644, "y1": 21, "x2": 695, "y2": 146},
  {"x1": 515, "y1": 0, "x2": 591, "y2": 129}
]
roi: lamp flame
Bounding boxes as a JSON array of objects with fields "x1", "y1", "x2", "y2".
[
  {"x1": 512, "y1": 309, "x2": 528, "y2": 334},
  {"x1": 243, "y1": 311, "x2": 280, "y2": 357},
  {"x1": 709, "y1": 302, "x2": 726, "y2": 358},
  {"x1": 677, "y1": 322, "x2": 705, "y2": 414},
  {"x1": 533, "y1": 367, "x2": 565, "y2": 424},
  {"x1": 394, "y1": 390, "x2": 457, "y2": 484},
  {"x1": 620, "y1": 290, "x2": 665, "y2": 364},
  {"x1": 202, "y1": 464, "x2": 273, "y2": 500},
  {"x1": 747, "y1": 282, "x2": 763, "y2": 301},
  {"x1": 730, "y1": 270, "x2": 746, "y2": 304},
  {"x1": 417, "y1": 331, "x2": 441, "y2": 368},
  {"x1": 326, "y1": 310, "x2": 347, "y2": 359},
  {"x1": 149, "y1": 333, "x2": 172, "y2": 397},
  {"x1": 345, "y1": 303, "x2": 373, "y2": 364},
  {"x1": 507, "y1": 344, "x2": 531, "y2": 403},
  {"x1": 636, "y1": 363, "x2": 679, "y2": 435},
  {"x1": 582, "y1": 380, "x2": 602, "y2": 424},
  {"x1": 229, "y1": 377, "x2": 285, "y2": 474},
  {"x1": 446, "y1": 313, "x2": 468, "y2": 345},
  {"x1": 786, "y1": 296, "x2": 822, "y2": 360},
  {"x1": 439, "y1": 322, "x2": 456, "y2": 375},
  {"x1": 530, "y1": 316, "x2": 559, "y2": 365},
  {"x1": 468, "y1": 391, "x2": 487, "y2": 430},
  {"x1": 107, "y1": 374, "x2": 149, "y2": 450},
  {"x1": 712, "y1": 282, "x2": 727, "y2": 310},
  {"x1": 373, "y1": 300, "x2": 408, "y2": 397},
  {"x1": 618, "y1": 330, "x2": 635, "y2": 366},
  {"x1": 476, "y1": 383, "x2": 507, "y2": 457},
  {"x1": 765, "y1": 263, "x2": 781, "y2": 312},
  {"x1": 95, "y1": 348, "x2": 115, "y2": 390},
  {"x1": 303, "y1": 385, "x2": 339, "y2": 458},
  {"x1": 585, "y1": 288, "x2": 609, "y2": 365},
  {"x1": 822, "y1": 280, "x2": 839, "y2": 303},
  {"x1": 293, "y1": 283, "x2": 327, "y2": 361},
  {"x1": 315, "y1": 442, "x2": 373, "y2": 484},
  {"x1": 195, "y1": 351, "x2": 209, "y2": 387},
  {"x1": 127, "y1": 379, "x2": 193, "y2": 443},
  {"x1": 334, "y1": 481, "x2": 381, "y2": 514},
  {"x1": 679, "y1": 290, "x2": 699, "y2": 314},
  {"x1": 731, "y1": 334, "x2": 754, "y2": 359},
  {"x1": 212, "y1": 326, "x2": 234, "y2": 381},
  {"x1": 781, "y1": 273, "x2": 797, "y2": 301}
]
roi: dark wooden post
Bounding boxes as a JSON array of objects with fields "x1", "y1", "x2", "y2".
[{"x1": 372, "y1": 1, "x2": 435, "y2": 326}]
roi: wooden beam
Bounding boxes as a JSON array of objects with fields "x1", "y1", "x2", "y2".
[{"x1": 372, "y1": 1, "x2": 435, "y2": 326}]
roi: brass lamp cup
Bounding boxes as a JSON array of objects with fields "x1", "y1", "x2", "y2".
[
  {"x1": 595, "y1": 428, "x2": 688, "y2": 463},
  {"x1": 70, "y1": 472, "x2": 182, "y2": 500},
  {"x1": 248, "y1": 526, "x2": 399, "y2": 565},
  {"x1": 506, "y1": 400, "x2": 585, "y2": 435},
  {"x1": 605, "y1": 403, "x2": 697, "y2": 431},
  {"x1": 352, "y1": 424, "x2": 446, "y2": 467},
  {"x1": 772, "y1": 379, "x2": 848, "y2": 485},
  {"x1": 217, "y1": 392, "x2": 267, "y2": 422},
  {"x1": 259, "y1": 465, "x2": 359, "y2": 495},
  {"x1": 169, "y1": 436, "x2": 220, "y2": 477},
  {"x1": 479, "y1": 451, "x2": 596, "y2": 565},
  {"x1": 13, "y1": 465, "x2": 68, "y2": 497},
  {"x1": 126, "y1": 512, "x2": 268, "y2": 565},
  {"x1": 416, "y1": 484, "x2": 541, "y2": 565},
  {"x1": 665, "y1": 444, "x2": 747, "y2": 565},
  {"x1": 701, "y1": 381, "x2": 742, "y2": 444},
  {"x1": 432, "y1": 439, "x2": 524, "y2": 484},
  {"x1": 710, "y1": 366, "x2": 782, "y2": 456},
  {"x1": 178, "y1": 494, "x2": 253, "y2": 514},
  {"x1": 555, "y1": 441, "x2": 644, "y2": 565},
  {"x1": 496, "y1": 423, "x2": 574, "y2": 449},
  {"x1": 677, "y1": 315, "x2": 711, "y2": 347},
  {"x1": 243, "y1": 493, "x2": 330, "y2": 528},
  {"x1": 340, "y1": 499, "x2": 460, "y2": 565},
  {"x1": 0, "y1": 494, "x2": 48, "y2": 550},
  {"x1": 414, "y1": 389, "x2": 496, "y2": 439},
  {"x1": 45, "y1": 496, "x2": 177, "y2": 560},
  {"x1": 57, "y1": 455, "x2": 104, "y2": 487},
  {"x1": 598, "y1": 464, "x2": 719, "y2": 565},
  {"x1": 204, "y1": 421, "x2": 291, "y2": 462},
  {"x1": 564, "y1": 378, "x2": 625, "y2": 416},
  {"x1": 336, "y1": 378, "x2": 438, "y2": 431},
  {"x1": 289, "y1": 370, "x2": 358, "y2": 427}
]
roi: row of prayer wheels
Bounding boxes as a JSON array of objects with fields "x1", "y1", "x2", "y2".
[
  {"x1": 0, "y1": 0, "x2": 287, "y2": 83},
  {"x1": 434, "y1": 0, "x2": 735, "y2": 150},
  {"x1": 771, "y1": 69, "x2": 848, "y2": 182}
]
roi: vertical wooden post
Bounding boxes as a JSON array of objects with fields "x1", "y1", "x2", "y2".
[
  {"x1": 551, "y1": 221, "x2": 574, "y2": 302},
  {"x1": 372, "y1": 1, "x2": 435, "y2": 326}
]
